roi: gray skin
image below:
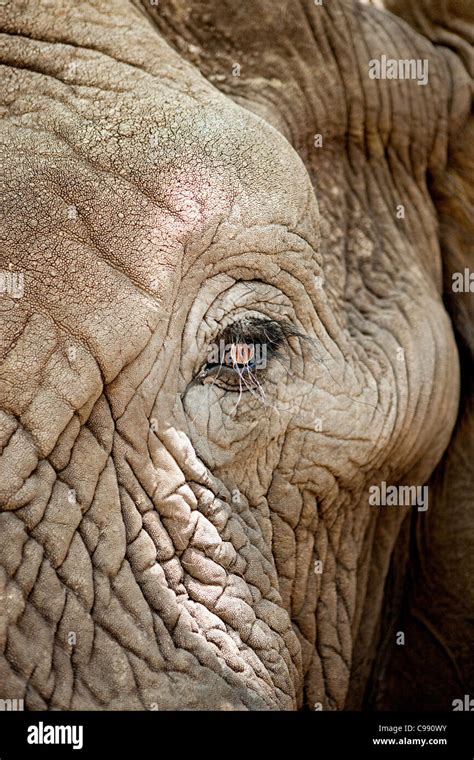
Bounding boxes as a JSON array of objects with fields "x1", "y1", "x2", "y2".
[{"x1": 0, "y1": 0, "x2": 472, "y2": 710}]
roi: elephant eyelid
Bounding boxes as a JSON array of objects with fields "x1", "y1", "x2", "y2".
[{"x1": 223, "y1": 317, "x2": 306, "y2": 353}]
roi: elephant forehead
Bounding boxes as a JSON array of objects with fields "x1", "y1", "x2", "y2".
[
  {"x1": 4, "y1": 56, "x2": 319, "y2": 262},
  {"x1": 2, "y1": 65, "x2": 320, "y2": 389}
]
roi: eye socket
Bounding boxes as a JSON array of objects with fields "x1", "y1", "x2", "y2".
[{"x1": 196, "y1": 317, "x2": 302, "y2": 393}]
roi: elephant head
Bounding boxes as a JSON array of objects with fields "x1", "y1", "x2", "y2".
[{"x1": 1, "y1": 0, "x2": 472, "y2": 710}]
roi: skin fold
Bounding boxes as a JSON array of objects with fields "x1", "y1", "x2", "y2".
[{"x1": 0, "y1": 0, "x2": 472, "y2": 710}]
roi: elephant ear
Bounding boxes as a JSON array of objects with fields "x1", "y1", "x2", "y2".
[{"x1": 370, "y1": 0, "x2": 474, "y2": 710}]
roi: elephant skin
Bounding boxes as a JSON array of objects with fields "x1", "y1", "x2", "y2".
[{"x1": 0, "y1": 0, "x2": 472, "y2": 710}]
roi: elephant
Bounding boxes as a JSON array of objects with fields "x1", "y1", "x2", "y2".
[{"x1": 0, "y1": 0, "x2": 473, "y2": 711}]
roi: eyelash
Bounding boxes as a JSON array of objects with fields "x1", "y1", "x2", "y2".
[{"x1": 197, "y1": 318, "x2": 300, "y2": 392}]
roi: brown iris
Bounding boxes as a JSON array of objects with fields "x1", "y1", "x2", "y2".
[{"x1": 226, "y1": 343, "x2": 255, "y2": 367}]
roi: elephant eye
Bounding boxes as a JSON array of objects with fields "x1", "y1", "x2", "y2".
[
  {"x1": 203, "y1": 341, "x2": 261, "y2": 391},
  {"x1": 197, "y1": 318, "x2": 302, "y2": 393}
]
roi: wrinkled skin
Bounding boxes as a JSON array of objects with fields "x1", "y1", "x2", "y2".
[{"x1": 0, "y1": 0, "x2": 472, "y2": 710}]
